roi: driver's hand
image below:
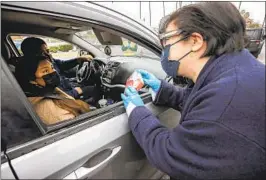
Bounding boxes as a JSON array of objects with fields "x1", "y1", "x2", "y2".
[
  {"x1": 74, "y1": 87, "x2": 83, "y2": 95},
  {"x1": 78, "y1": 55, "x2": 93, "y2": 63}
]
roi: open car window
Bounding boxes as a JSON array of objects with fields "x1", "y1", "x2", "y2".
[
  {"x1": 8, "y1": 33, "x2": 153, "y2": 133},
  {"x1": 5, "y1": 15, "x2": 161, "y2": 137}
]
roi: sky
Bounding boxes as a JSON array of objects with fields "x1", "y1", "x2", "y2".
[{"x1": 96, "y1": 1, "x2": 265, "y2": 29}]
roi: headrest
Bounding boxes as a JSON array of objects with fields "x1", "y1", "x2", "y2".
[{"x1": 9, "y1": 56, "x2": 25, "y2": 66}]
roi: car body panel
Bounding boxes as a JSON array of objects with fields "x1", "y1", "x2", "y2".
[
  {"x1": 246, "y1": 28, "x2": 265, "y2": 55},
  {"x1": 1, "y1": 98, "x2": 178, "y2": 179},
  {"x1": 1, "y1": 108, "x2": 142, "y2": 179},
  {"x1": 1, "y1": 2, "x2": 161, "y2": 56}
]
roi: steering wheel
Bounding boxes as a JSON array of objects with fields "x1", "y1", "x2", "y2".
[
  {"x1": 76, "y1": 61, "x2": 91, "y2": 83},
  {"x1": 76, "y1": 59, "x2": 105, "y2": 84},
  {"x1": 90, "y1": 60, "x2": 104, "y2": 74}
]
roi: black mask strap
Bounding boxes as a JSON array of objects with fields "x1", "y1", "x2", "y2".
[{"x1": 169, "y1": 50, "x2": 193, "y2": 62}]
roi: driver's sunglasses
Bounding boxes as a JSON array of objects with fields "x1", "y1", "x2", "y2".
[{"x1": 159, "y1": 29, "x2": 183, "y2": 48}]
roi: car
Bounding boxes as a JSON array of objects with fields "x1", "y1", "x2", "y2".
[
  {"x1": 245, "y1": 28, "x2": 265, "y2": 58},
  {"x1": 1, "y1": 2, "x2": 181, "y2": 179}
]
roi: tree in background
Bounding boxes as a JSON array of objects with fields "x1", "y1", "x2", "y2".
[{"x1": 240, "y1": 9, "x2": 261, "y2": 28}]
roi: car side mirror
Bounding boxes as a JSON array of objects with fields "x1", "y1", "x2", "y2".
[{"x1": 263, "y1": 35, "x2": 266, "y2": 40}]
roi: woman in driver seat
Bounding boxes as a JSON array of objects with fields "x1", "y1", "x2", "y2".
[{"x1": 15, "y1": 55, "x2": 91, "y2": 125}]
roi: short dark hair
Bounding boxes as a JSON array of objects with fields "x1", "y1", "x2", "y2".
[
  {"x1": 21, "y1": 37, "x2": 46, "y2": 56},
  {"x1": 159, "y1": 15, "x2": 171, "y2": 34},
  {"x1": 165, "y1": 2, "x2": 247, "y2": 57}
]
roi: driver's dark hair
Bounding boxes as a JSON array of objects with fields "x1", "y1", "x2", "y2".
[
  {"x1": 164, "y1": 2, "x2": 247, "y2": 57},
  {"x1": 21, "y1": 37, "x2": 46, "y2": 56}
]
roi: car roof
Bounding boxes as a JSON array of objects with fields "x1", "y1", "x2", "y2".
[{"x1": 1, "y1": 1, "x2": 161, "y2": 52}]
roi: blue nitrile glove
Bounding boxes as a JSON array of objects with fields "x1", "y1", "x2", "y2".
[
  {"x1": 121, "y1": 86, "x2": 144, "y2": 116},
  {"x1": 136, "y1": 69, "x2": 161, "y2": 100}
]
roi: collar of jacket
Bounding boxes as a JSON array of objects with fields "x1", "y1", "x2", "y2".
[{"x1": 189, "y1": 49, "x2": 248, "y2": 95}]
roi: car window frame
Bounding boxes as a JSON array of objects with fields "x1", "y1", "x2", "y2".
[
  {"x1": 3, "y1": 34, "x2": 108, "y2": 132},
  {"x1": 1, "y1": 2, "x2": 161, "y2": 161},
  {"x1": 2, "y1": 47, "x2": 152, "y2": 133},
  {"x1": 3, "y1": 13, "x2": 163, "y2": 133},
  {"x1": 5, "y1": 33, "x2": 154, "y2": 134}
]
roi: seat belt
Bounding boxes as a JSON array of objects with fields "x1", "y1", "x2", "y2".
[{"x1": 1, "y1": 138, "x2": 19, "y2": 180}]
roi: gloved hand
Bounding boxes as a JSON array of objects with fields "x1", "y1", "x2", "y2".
[
  {"x1": 121, "y1": 87, "x2": 144, "y2": 116},
  {"x1": 136, "y1": 69, "x2": 161, "y2": 100}
]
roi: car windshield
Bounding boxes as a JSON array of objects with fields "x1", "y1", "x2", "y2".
[
  {"x1": 246, "y1": 29, "x2": 262, "y2": 39},
  {"x1": 75, "y1": 30, "x2": 159, "y2": 59}
]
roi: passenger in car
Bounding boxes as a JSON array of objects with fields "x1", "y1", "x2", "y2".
[
  {"x1": 15, "y1": 55, "x2": 91, "y2": 125},
  {"x1": 20, "y1": 37, "x2": 100, "y2": 103}
]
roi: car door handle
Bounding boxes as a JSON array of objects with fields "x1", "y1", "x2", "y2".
[{"x1": 74, "y1": 146, "x2": 121, "y2": 179}]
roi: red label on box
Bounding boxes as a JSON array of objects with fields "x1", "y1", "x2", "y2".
[{"x1": 126, "y1": 71, "x2": 144, "y2": 91}]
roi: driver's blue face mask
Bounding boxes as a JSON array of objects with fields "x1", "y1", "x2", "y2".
[{"x1": 161, "y1": 36, "x2": 192, "y2": 77}]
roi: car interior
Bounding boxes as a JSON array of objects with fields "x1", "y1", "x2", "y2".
[{"x1": 1, "y1": 9, "x2": 166, "y2": 131}]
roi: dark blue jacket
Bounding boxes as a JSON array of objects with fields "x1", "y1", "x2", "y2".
[
  {"x1": 52, "y1": 58, "x2": 79, "y2": 98},
  {"x1": 129, "y1": 49, "x2": 265, "y2": 179}
]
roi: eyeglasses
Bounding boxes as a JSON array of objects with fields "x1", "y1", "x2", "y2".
[{"x1": 159, "y1": 29, "x2": 183, "y2": 47}]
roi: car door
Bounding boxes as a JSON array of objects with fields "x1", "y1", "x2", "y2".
[
  {"x1": 1, "y1": 2, "x2": 181, "y2": 179},
  {"x1": 1, "y1": 53, "x2": 174, "y2": 180}
]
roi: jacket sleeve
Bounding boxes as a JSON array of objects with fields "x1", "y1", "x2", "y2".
[
  {"x1": 54, "y1": 58, "x2": 79, "y2": 72},
  {"x1": 128, "y1": 106, "x2": 264, "y2": 179},
  {"x1": 153, "y1": 80, "x2": 187, "y2": 111}
]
